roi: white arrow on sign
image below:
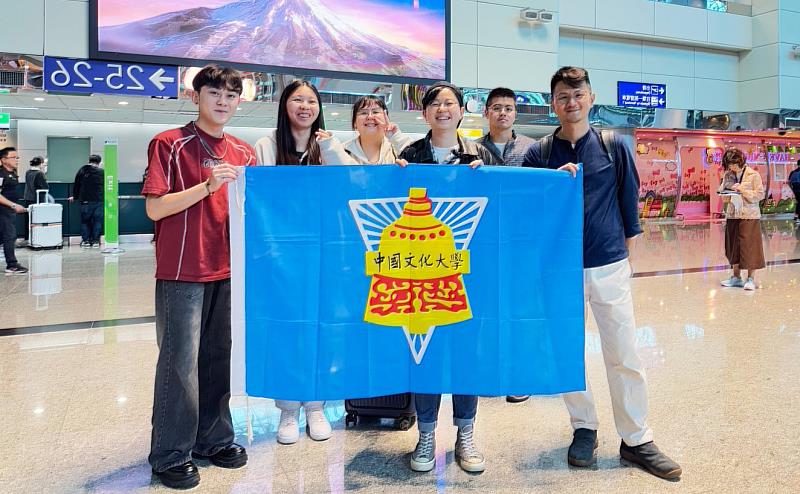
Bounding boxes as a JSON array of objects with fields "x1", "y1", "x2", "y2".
[
  {"x1": 149, "y1": 68, "x2": 175, "y2": 91},
  {"x1": 659, "y1": 98, "x2": 665, "y2": 105},
  {"x1": 659, "y1": 87, "x2": 665, "y2": 94}
]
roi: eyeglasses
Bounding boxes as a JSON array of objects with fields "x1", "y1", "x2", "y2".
[
  {"x1": 427, "y1": 100, "x2": 458, "y2": 110},
  {"x1": 554, "y1": 91, "x2": 589, "y2": 106},
  {"x1": 489, "y1": 105, "x2": 515, "y2": 114},
  {"x1": 356, "y1": 108, "x2": 386, "y2": 118}
]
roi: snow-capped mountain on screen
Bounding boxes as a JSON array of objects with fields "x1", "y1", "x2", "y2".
[{"x1": 99, "y1": 0, "x2": 446, "y2": 79}]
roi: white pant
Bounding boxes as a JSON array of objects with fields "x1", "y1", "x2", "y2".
[
  {"x1": 275, "y1": 400, "x2": 324, "y2": 412},
  {"x1": 563, "y1": 258, "x2": 654, "y2": 447}
]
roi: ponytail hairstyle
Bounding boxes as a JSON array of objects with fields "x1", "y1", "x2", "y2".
[{"x1": 276, "y1": 80, "x2": 325, "y2": 165}]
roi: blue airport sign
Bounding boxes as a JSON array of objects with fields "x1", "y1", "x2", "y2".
[
  {"x1": 44, "y1": 57, "x2": 178, "y2": 98},
  {"x1": 617, "y1": 81, "x2": 666, "y2": 109}
]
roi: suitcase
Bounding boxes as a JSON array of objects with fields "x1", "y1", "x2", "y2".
[
  {"x1": 30, "y1": 224, "x2": 63, "y2": 249},
  {"x1": 28, "y1": 190, "x2": 63, "y2": 250},
  {"x1": 29, "y1": 203, "x2": 62, "y2": 224},
  {"x1": 345, "y1": 393, "x2": 416, "y2": 430}
]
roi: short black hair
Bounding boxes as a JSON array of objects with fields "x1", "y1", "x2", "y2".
[
  {"x1": 89, "y1": 154, "x2": 102, "y2": 164},
  {"x1": 486, "y1": 87, "x2": 516, "y2": 108},
  {"x1": 29, "y1": 156, "x2": 44, "y2": 166},
  {"x1": 192, "y1": 64, "x2": 243, "y2": 95},
  {"x1": 422, "y1": 82, "x2": 464, "y2": 110},
  {"x1": 550, "y1": 66, "x2": 591, "y2": 95},
  {"x1": 351, "y1": 95, "x2": 388, "y2": 129},
  {"x1": 0, "y1": 147, "x2": 16, "y2": 159}
]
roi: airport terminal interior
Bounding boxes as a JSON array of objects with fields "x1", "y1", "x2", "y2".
[{"x1": 3, "y1": 0, "x2": 800, "y2": 492}]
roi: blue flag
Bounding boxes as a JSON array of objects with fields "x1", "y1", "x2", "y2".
[{"x1": 230, "y1": 165, "x2": 585, "y2": 401}]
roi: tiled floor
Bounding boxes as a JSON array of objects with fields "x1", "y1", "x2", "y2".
[{"x1": 2, "y1": 219, "x2": 799, "y2": 493}]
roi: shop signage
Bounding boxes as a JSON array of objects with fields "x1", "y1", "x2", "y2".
[
  {"x1": 43, "y1": 57, "x2": 178, "y2": 98},
  {"x1": 0, "y1": 113, "x2": 10, "y2": 130},
  {"x1": 617, "y1": 82, "x2": 666, "y2": 108}
]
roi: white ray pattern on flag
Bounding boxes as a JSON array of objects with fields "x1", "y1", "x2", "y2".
[{"x1": 349, "y1": 196, "x2": 488, "y2": 364}]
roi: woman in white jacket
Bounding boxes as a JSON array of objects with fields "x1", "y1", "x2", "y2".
[
  {"x1": 316, "y1": 95, "x2": 411, "y2": 165},
  {"x1": 253, "y1": 80, "x2": 333, "y2": 445}
]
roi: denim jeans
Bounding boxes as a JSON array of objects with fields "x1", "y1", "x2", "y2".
[
  {"x1": 0, "y1": 210, "x2": 18, "y2": 268},
  {"x1": 80, "y1": 201, "x2": 103, "y2": 243},
  {"x1": 414, "y1": 394, "x2": 478, "y2": 433},
  {"x1": 149, "y1": 279, "x2": 235, "y2": 473}
]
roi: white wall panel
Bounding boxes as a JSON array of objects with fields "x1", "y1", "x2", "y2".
[
  {"x1": 779, "y1": 9, "x2": 800, "y2": 45},
  {"x1": 694, "y1": 49, "x2": 739, "y2": 82},
  {"x1": 751, "y1": 10, "x2": 779, "y2": 47},
  {"x1": 559, "y1": 34, "x2": 585, "y2": 67},
  {"x1": 585, "y1": 68, "x2": 641, "y2": 106},
  {"x1": 477, "y1": 2, "x2": 558, "y2": 52},
  {"x1": 655, "y1": 3, "x2": 707, "y2": 44},
  {"x1": 751, "y1": 0, "x2": 779, "y2": 16},
  {"x1": 451, "y1": 43, "x2": 478, "y2": 88},
  {"x1": 45, "y1": 0, "x2": 89, "y2": 59},
  {"x1": 738, "y1": 77, "x2": 780, "y2": 111},
  {"x1": 641, "y1": 73, "x2": 694, "y2": 109},
  {"x1": 583, "y1": 35, "x2": 642, "y2": 73},
  {"x1": 739, "y1": 44, "x2": 780, "y2": 81},
  {"x1": 595, "y1": 0, "x2": 654, "y2": 36},
  {"x1": 780, "y1": 76, "x2": 800, "y2": 109},
  {"x1": 451, "y1": 0, "x2": 478, "y2": 45},
  {"x1": 2, "y1": 0, "x2": 45, "y2": 55},
  {"x1": 559, "y1": 0, "x2": 596, "y2": 28},
  {"x1": 642, "y1": 42, "x2": 695, "y2": 77},
  {"x1": 694, "y1": 79, "x2": 737, "y2": 112},
  {"x1": 477, "y1": 47, "x2": 556, "y2": 92},
  {"x1": 707, "y1": 11, "x2": 752, "y2": 49}
]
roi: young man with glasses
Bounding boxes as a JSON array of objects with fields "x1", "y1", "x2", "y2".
[
  {"x1": 0, "y1": 147, "x2": 28, "y2": 274},
  {"x1": 142, "y1": 64, "x2": 255, "y2": 490},
  {"x1": 522, "y1": 67, "x2": 682, "y2": 480},
  {"x1": 477, "y1": 87, "x2": 536, "y2": 169},
  {"x1": 478, "y1": 87, "x2": 536, "y2": 404}
]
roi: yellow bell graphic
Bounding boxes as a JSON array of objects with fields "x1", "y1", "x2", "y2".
[{"x1": 364, "y1": 188, "x2": 472, "y2": 334}]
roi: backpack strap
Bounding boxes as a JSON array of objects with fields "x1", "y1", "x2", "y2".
[
  {"x1": 540, "y1": 133, "x2": 554, "y2": 165},
  {"x1": 599, "y1": 129, "x2": 623, "y2": 188}
]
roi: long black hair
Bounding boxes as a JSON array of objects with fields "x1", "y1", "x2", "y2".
[{"x1": 276, "y1": 80, "x2": 325, "y2": 165}]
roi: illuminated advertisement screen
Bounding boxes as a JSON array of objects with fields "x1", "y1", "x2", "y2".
[{"x1": 90, "y1": 0, "x2": 449, "y2": 84}]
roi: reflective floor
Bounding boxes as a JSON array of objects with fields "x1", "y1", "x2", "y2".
[{"x1": 2, "y1": 219, "x2": 799, "y2": 493}]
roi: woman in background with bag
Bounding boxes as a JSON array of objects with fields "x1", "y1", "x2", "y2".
[{"x1": 719, "y1": 148, "x2": 765, "y2": 291}]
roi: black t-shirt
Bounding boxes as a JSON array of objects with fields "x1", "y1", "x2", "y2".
[{"x1": 0, "y1": 167, "x2": 20, "y2": 204}]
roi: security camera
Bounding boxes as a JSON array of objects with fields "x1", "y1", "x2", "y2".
[
  {"x1": 520, "y1": 8, "x2": 540, "y2": 21},
  {"x1": 792, "y1": 45, "x2": 800, "y2": 57},
  {"x1": 539, "y1": 11, "x2": 555, "y2": 23}
]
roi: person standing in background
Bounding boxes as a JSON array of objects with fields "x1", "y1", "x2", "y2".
[
  {"x1": 788, "y1": 160, "x2": 800, "y2": 223},
  {"x1": 0, "y1": 147, "x2": 28, "y2": 274},
  {"x1": 69, "y1": 154, "x2": 104, "y2": 248},
  {"x1": 23, "y1": 156, "x2": 48, "y2": 241}
]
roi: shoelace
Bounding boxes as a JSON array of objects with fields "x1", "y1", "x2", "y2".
[
  {"x1": 415, "y1": 432, "x2": 435, "y2": 458},
  {"x1": 280, "y1": 411, "x2": 298, "y2": 427},
  {"x1": 307, "y1": 410, "x2": 327, "y2": 425},
  {"x1": 457, "y1": 428, "x2": 480, "y2": 459}
]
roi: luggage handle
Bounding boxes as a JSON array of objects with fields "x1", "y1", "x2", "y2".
[{"x1": 36, "y1": 189, "x2": 47, "y2": 204}]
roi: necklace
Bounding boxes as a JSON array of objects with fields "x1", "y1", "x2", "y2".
[{"x1": 191, "y1": 121, "x2": 229, "y2": 161}]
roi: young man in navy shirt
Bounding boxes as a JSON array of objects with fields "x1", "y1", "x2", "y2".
[{"x1": 522, "y1": 67, "x2": 681, "y2": 480}]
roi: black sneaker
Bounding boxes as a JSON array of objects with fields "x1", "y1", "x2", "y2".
[
  {"x1": 506, "y1": 395, "x2": 530, "y2": 403},
  {"x1": 192, "y1": 443, "x2": 247, "y2": 469},
  {"x1": 5, "y1": 265, "x2": 28, "y2": 275},
  {"x1": 80, "y1": 241, "x2": 91, "y2": 248},
  {"x1": 620, "y1": 441, "x2": 682, "y2": 480},
  {"x1": 152, "y1": 460, "x2": 200, "y2": 490},
  {"x1": 567, "y1": 428, "x2": 598, "y2": 467}
]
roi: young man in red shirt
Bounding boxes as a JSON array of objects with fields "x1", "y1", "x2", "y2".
[{"x1": 142, "y1": 64, "x2": 256, "y2": 490}]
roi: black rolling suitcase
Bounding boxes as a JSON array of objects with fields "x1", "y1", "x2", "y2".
[{"x1": 345, "y1": 393, "x2": 416, "y2": 430}]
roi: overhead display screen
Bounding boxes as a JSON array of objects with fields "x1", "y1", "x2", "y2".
[{"x1": 91, "y1": 0, "x2": 449, "y2": 83}]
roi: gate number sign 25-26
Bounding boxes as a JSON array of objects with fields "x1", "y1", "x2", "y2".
[{"x1": 43, "y1": 57, "x2": 179, "y2": 98}]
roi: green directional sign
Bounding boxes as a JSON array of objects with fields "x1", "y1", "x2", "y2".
[
  {"x1": 0, "y1": 113, "x2": 10, "y2": 130},
  {"x1": 102, "y1": 138, "x2": 123, "y2": 254}
]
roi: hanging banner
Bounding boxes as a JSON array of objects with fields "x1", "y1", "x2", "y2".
[{"x1": 230, "y1": 165, "x2": 585, "y2": 401}]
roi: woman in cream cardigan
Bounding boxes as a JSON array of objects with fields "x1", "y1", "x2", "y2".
[
  {"x1": 316, "y1": 95, "x2": 411, "y2": 165},
  {"x1": 719, "y1": 148, "x2": 765, "y2": 290}
]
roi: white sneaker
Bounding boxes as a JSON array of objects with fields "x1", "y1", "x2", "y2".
[
  {"x1": 455, "y1": 425, "x2": 485, "y2": 473},
  {"x1": 743, "y1": 278, "x2": 756, "y2": 291},
  {"x1": 720, "y1": 276, "x2": 744, "y2": 288},
  {"x1": 277, "y1": 409, "x2": 300, "y2": 444},
  {"x1": 410, "y1": 431, "x2": 436, "y2": 472},
  {"x1": 305, "y1": 407, "x2": 332, "y2": 441}
]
